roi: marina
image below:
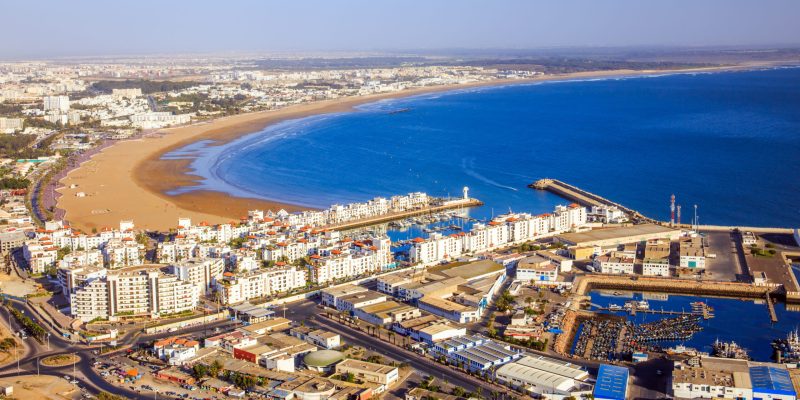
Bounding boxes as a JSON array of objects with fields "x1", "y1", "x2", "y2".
[{"x1": 588, "y1": 290, "x2": 800, "y2": 361}]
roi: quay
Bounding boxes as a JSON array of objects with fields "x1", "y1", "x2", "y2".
[
  {"x1": 575, "y1": 275, "x2": 771, "y2": 299},
  {"x1": 530, "y1": 178, "x2": 797, "y2": 233},
  {"x1": 529, "y1": 178, "x2": 655, "y2": 223},
  {"x1": 323, "y1": 198, "x2": 483, "y2": 231}
]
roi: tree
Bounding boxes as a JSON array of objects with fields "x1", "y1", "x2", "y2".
[
  {"x1": 192, "y1": 364, "x2": 209, "y2": 379},
  {"x1": 209, "y1": 359, "x2": 223, "y2": 377}
]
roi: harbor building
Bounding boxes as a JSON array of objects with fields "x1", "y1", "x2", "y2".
[
  {"x1": 593, "y1": 256, "x2": 635, "y2": 275},
  {"x1": 642, "y1": 241, "x2": 671, "y2": 277},
  {"x1": 515, "y1": 255, "x2": 558, "y2": 283},
  {"x1": 494, "y1": 355, "x2": 592, "y2": 397},
  {"x1": 679, "y1": 237, "x2": 707, "y2": 269},
  {"x1": 749, "y1": 365, "x2": 796, "y2": 400},
  {"x1": 557, "y1": 224, "x2": 681, "y2": 258},
  {"x1": 593, "y1": 364, "x2": 629, "y2": 400},
  {"x1": 670, "y1": 357, "x2": 798, "y2": 400}
]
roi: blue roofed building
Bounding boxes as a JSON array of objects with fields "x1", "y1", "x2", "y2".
[
  {"x1": 750, "y1": 365, "x2": 796, "y2": 400},
  {"x1": 593, "y1": 364, "x2": 629, "y2": 400}
]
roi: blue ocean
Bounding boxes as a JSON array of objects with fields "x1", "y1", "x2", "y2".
[{"x1": 167, "y1": 67, "x2": 800, "y2": 228}]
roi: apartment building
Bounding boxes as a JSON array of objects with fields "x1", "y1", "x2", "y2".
[
  {"x1": 69, "y1": 265, "x2": 200, "y2": 321},
  {"x1": 171, "y1": 258, "x2": 224, "y2": 294}
]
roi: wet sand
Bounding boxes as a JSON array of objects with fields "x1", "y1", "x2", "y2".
[{"x1": 56, "y1": 64, "x2": 769, "y2": 232}]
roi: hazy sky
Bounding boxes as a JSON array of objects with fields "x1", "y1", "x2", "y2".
[{"x1": 2, "y1": 0, "x2": 799, "y2": 58}]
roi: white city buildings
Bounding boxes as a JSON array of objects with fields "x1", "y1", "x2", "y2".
[
  {"x1": 69, "y1": 265, "x2": 200, "y2": 321},
  {"x1": 410, "y1": 204, "x2": 587, "y2": 266},
  {"x1": 43, "y1": 95, "x2": 70, "y2": 112}
]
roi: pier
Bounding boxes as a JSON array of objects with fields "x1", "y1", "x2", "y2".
[
  {"x1": 766, "y1": 292, "x2": 779, "y2": 323},
  {"x1": 323, "y1": 198, "x2": 483, "y2": 231},
  {"x1": 530, "y1": 178, "x2": 655, "y2": 223}
]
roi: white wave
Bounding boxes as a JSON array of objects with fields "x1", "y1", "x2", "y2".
[{"x1": 461, "y1": 158, "x2": 518, "y2": 192}]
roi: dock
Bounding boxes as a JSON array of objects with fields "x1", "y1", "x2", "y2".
[
  {"x1": 323, "y1": 198, "x2": 483, "y2": 231},
  {"x1": 529, "y1": 178, "x2": 655, "y2": 223},
  {"x1": 766, "y1": 292, "x2": 779, "y2": 323}
]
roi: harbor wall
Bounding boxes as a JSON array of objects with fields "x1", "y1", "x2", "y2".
[
  {"x1": 323, "y1": 198, "x2": 483, "y2": 231},
  {"x1": 531, "y1": 178, "x2": 796, "y2": 233},
  {"x1": 574, "y1": 275, "x2": 771, "y2": 298}
]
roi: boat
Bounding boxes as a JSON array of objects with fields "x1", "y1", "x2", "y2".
[
  {"x1": 772, "y1": 329, "x2": 800, "y2": 363},
  {"x1": 624, "y1": 300, "x2": 650, "y2": 310},
  {"x1": 665, "y1": 345, "x2": 708, "y2": 357},
  {"x1": 712, "y1": 339, "x2": 750, "y2": 360},
  {"x1": 608, "y1": 304, "x2": 623, "y2": 311}
]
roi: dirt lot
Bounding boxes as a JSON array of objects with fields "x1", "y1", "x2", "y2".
[{"x1": 0, "y1": 375, "x2": 80, "y2": 399}]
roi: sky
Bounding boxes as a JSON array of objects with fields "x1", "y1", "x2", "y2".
[{"x1": 2, "y1": 0, "x2": 799, "y2": 58}]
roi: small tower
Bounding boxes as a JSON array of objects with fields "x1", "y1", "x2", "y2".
[
  {"x1": 462, "y1": 186, "x2": 469, "y2": 200},
  {"x1": 670, "y1": 194, "x2": 676, "y2": 226}
]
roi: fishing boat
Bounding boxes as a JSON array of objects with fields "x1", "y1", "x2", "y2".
[
  {"x1": 712, "y1": 339, "x2": 750, "y2": 360},
  {"x1": 624, "y1": 300, "x2": 650, "y2": 310},
  {"x1": 608, "y1": 304, "x2": 623, "y2": 311},
  {"x1": 772, "y1": 329, "x2": 800, "y2": 363}
]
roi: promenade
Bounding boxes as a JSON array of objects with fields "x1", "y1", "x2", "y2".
[{"x1": 323, "y1": 198, "x2": 483, "y2": 231}]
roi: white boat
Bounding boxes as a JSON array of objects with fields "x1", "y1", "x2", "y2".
[{"x1": 608, "y1": 304, "x2": 623, "y2": 311}]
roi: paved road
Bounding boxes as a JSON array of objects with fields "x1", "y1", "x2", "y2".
[{"x1": 310, "y1": 314, "x2": 483, "y2": 392}]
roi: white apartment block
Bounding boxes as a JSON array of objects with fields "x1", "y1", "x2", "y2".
[
  {"x1": 171, "y1": 258, "x2": 224, "y2": 295},
  {"x1": 43, "y1": 95, "x2": 70, "y2": 112},
  {"x1": 103, "y1": 237, "x2": 144, "y2": 268},
  {"x1": 410, "y1": 205, "x2": 587, "y2": 266},
  {"x1": 69, "y1": 266, "x2": 200, "y2": 322},
  {"x1": 215, "y1": 265, "x2": 307, "y2": 305}
]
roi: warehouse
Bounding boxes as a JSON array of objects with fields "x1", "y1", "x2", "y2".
[
  {"x1": 750, "y1": 365, "x2": 796, "y2": 400},
  {"x1": 556, "y1": 224, "x2": 681, "y2": 249},
  {"x1": 494, "y1": 355, "x2": 592, "y2": 396}
]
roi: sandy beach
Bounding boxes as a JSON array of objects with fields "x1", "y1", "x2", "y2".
[{"x1": 55, "y1": 64, "x2": 771, "y2": 232}]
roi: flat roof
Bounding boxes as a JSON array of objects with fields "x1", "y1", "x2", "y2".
[
  {"x1": 358, "y1": 300, "x2": 409, "y2": 314},
  {"x1": 558, "y1": 224, "x2": 679, "y2": 245},
  {"x1": 429, "y1": 260, "x2": 505, "y2": 280},
  {"x1": 594, "y1": 364, "x2": 629, "y2": 400},
  {"x1": 419, "y1": 296, "x2": 470, "y2": 312},
  {"x1": 338, "y1": 290, "x2": 386, "y2": 304},
  {"x1": 337, "y1": 358, "x2": 397, "y2": 375}
]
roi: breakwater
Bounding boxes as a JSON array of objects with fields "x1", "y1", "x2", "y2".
[
  {"x1": 530, "y1": 178, "x2": 797, "y2": 233},
  {"x1": 323, "y1": 198, "x2": 483, "y2": 231},
  {"x1": 574, "y1": 275, "x2": 772, "y2": 299}
]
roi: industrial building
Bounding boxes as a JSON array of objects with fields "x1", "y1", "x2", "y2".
[
  {"x1": 593, "y1": 364, "x2": 629, "y2": 400},
  {"x1": 494, "y1": 355, "x2": 592, "y2": 397},
  {"x1": 429, "y1": 334, "x2": 522, "y2": 374},
  {"x1": 556, "y1": 224, "x2": 681, "y2": 257},
  {"x1": 670, "y1": 356, "x2": 797, "y2": 400}
]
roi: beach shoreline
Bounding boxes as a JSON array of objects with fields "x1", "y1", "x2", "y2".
[{"x1": 55, "y1": 62, "x2": 783, "y2": 232}]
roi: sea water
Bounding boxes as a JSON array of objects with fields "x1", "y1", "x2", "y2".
[{"x1": 167, "y1": 67, "x2": 800, "y2": 229}]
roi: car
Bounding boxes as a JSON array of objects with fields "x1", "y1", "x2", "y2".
[
  {"x1": 64, "y1": 375, "x2": 71, "y2": 380},
  {"x1": 70, "y1": 379, "x2": 79, "y2": 385}
]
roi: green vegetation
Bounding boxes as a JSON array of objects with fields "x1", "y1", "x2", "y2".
[
  {"x1": 494, "y1": 290, "x2": 516, "y2": 313},
  {"x1": 97, "y1": 392, "x2": 126, "y2": 400},
  {"x1": 750, "y1": 244, "x2": 777, "y2": 257},
  {"x1": 0, "y1": 176, "x2": 31, "y2": 189},
  {"x1": 91, "y1": 79, "x2": 201, "y2": 94},
  {"x1": 6, "y1": 304, "x2": 46, "y2": 342},
  {"x1": 0, "y1": 337, "x2": 17, "y2": 351},
  {"x1": 0, "y1": 133, "x2": 53, "y2": 159}
]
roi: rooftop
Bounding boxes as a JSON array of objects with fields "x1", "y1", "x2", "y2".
[{"x1": 558, "y1": 224, "x2": 680, "y2": 245}]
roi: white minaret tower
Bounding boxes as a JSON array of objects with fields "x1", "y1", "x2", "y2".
[{"x1": 462, "y1": 186, "x2": 469, "y2": 200}]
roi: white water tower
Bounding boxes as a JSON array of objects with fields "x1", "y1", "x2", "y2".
[{"x1": 463, "y1": 186, "x2": 469, "y2": 200}]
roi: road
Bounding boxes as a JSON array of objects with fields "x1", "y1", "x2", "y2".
[
  {"x1": 0, "y1": 298, "x2": 239, "y2": 399},
  {"x1": 310, "y1": 314, "x2": 483, "y2": 392}
]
